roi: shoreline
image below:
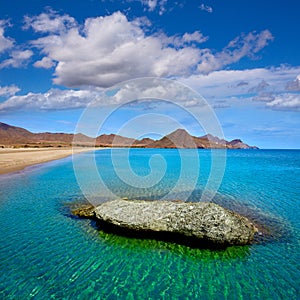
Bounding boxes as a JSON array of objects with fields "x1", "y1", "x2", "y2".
[{"x1": 0, "y1": 147, "x2": 96, "y2": 175}]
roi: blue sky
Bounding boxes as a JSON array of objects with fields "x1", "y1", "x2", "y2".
[{"x1": 0, "y1": 0, "x2": 299, "y2": 148}]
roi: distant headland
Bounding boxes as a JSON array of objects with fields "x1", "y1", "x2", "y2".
[{"x1": 0, "y1": 122, "x2": 258, "y2": 149}]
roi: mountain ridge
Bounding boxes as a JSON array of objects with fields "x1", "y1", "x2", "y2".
[{"x1": 0, "y1": 122, "x2": 258, "y2": 149}]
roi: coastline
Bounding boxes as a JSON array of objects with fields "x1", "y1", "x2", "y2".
[{"x1": 0, "y1": 147, "x2": 96, "y2": 175}]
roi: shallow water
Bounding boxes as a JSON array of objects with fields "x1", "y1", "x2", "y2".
[{"x1": 0, "y1": 149, "x2": 299, "y2": 299}]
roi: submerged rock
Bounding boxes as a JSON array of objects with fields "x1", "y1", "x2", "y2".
[
  {"x1": 72, "y1": 204, "x2": 95, "y2": 218},
  {"x1": 94, "y1": 199, "x2": 257, "y2": 246}
]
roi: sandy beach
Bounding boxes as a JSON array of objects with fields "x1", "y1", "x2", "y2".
[{"x1": 0, "y1": 147, "x2": 95, "y2": 175}]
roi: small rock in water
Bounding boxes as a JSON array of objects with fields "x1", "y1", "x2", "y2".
[
  {"x1": 72, "y1": 204, "x2": 95, "y2": 218},
  {"x1": 94, "y1": 199, "x2": 257, "y2": 247}
]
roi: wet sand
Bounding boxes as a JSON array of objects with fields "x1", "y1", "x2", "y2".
[{"x1": 0, "y1": 147, "x2": 95, "y2": 175}]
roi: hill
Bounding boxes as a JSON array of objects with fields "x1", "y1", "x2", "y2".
[{"x1": 0, "y1": 122, "x2": 258, "y2": 149}]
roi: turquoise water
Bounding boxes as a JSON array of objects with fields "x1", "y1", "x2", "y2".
[{"x1": 0, "y1": 149, "x2": 299, "y2": 299}]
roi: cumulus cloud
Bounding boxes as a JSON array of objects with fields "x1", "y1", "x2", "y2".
[
  {"x1": 30, "y1": 12, "x2": 201, "y2": 87},
  {"x1": 1, "y1": 66, "x2": 300, "y2": 112},
  {"x1": 182, "y1": 31, "x2": 208, "y2": 44},
  {"x1": 27, "y1": 11, "x2": 273, "y2": 88},
  {"x1": 252, "y1": 92, "x2": 275, "y2": 102},
  {"x1": 33, "y1": 56, "x2": 56, "y2": 69},
  {"x1": 199, "y1": 4, "x2": 213, "y2": 13},
  {"x1": 0, "y1": 21, "x2": 14, "y2": 53},
  {"x1": 248, "y1": 75, "x2": 300, "y2": 111},
  {"x1": 0, "y1": 20, "x2": 33, "y2": 69},
  {"x1": 182, "y1": 66, "x2": 300, "y2": 98},
  {"x1": 197, "y1": 30, "x2": 274, "y2": 73},
  {"x1": 158, "y1": 30, "x2": 208, "y2": 48},
  {"x1": 0, "y1": 49, "x2": 33, "y2": 68},
  {"x1": 265, "y1": 93, "x2": 300, "y2": 110},
  {"x1": 0, "y1": 88, "x2": 96, "y2": 111},
  {"x1": 106, "y1": 78, "x2": 204, "y2": 107},
  {"x1": 0, "y1": 78, "x2": 206, "y2": 112},
  {"x1": 285, "y1": 75, "x2": 300, "y2": 91},
  {"x1": 0, "y1": 85, "x2": 20, "y2": 97},
  {"x1": 181, "y1": 66, "x2": 300, "y2": 112},
  {"x1": 248, "y1": 79, "x2": 270, "y2": 93},
  {"x1": 23, "y1": 10, "x2": 77, "y2": 33}
]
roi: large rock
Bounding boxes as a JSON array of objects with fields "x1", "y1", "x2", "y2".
[{"x1": 94, "y1": 199, "x2": 257, "y2": 246}]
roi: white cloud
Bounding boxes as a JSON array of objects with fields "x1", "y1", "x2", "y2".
[
  {"x1": 0, "y1": 21, "x2": 14, "y2": 53},
  {"x1": 285, "y1": 75, "x2": 300, "y2": 91},
  {"x1": 181, "y1": 66, "x2": 300, "y2": 112},
  {"x1": 155, "y1": 30, "x2": 208, "y2": 48},
  {"x1": 197, "y1": 30, "x2": 274, "y2": 73},
  {"x1": 0, "y1": 85, "x2": 20, "y2": 97},
  {"x1": 0, "y1": 88, "x2": 95, "y2": 111},
  {"x1": 0, "y1": 49, "x2": 33, "y2": 68},
  {"x1": 105, "y1": 0, "x2": 169, "y2": 15},
  {"x1": 199, "y1": 4, "x2": 213, "y2": 13},
  {"x1": 1, "y1": 67, "x2": 300, "y2": 112},
  {"x1": 143, "y1": 0, "x2": 158, "y2": 11},
  {"x1": 0, "y1": 78, "x2": 205, "y2": 112},
  {"x1": 157, "y1": 0, "x2": 168, "y2": 15},
  {"x1": 33, "y1": 56, "x2": 56, "y2": 69},
  {"x1": 181, "y1": 66, "x2": 300, "y2": 98},
  {"x1": 252, "y1": 92, "x2": 275, "y2": 102},
  {"x1": 248, "y1": 79, "x2": 270, "y2": 93},
  {"x1": 31, "y1": 12, "x2": 201, "y2": 87},
  {"x1": 141, "y1": 0, "x2": 168, "y2": 15},
  {"x1": 23, "y1": 10, "x2": 77, "y2": 34},
  {"x1": 0, "y1": 20, "x2": 33, "y2": 69},
  {"x1": 131, "y1": 16, "x2": 152, "y2": 28},
  {"x1": 236, "y1": 80, "x2": 249, "y2": 87},
  {"x1": 106, "y1": 78, "x2": 204, "y2": 107},
  {"x1": 28, "y1": 11, "x2": 273, "y2": 88},
  {"x1": 266, "y1": 93, "x2": 300, "y2": 110},
  {"x1": 182, "y1": 31, "x2": 208, "y2": 44}
]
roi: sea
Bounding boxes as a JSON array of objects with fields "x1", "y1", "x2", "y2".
[{"x1": 0, "y1": 148, "x2": 299, "y2": 299}]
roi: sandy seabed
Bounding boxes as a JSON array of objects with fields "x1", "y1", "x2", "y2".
[{"x1": 0, "y1": 147, "x2": 95, "y2": 175}]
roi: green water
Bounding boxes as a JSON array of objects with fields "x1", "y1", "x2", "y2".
[{"x1": 0, "y1": 149, "x2": 299, "y2": 299}]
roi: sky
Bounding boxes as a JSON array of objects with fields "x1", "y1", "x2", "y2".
[{"x1": 0, "y1": 0, "x2": 299, "y2": 148}]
